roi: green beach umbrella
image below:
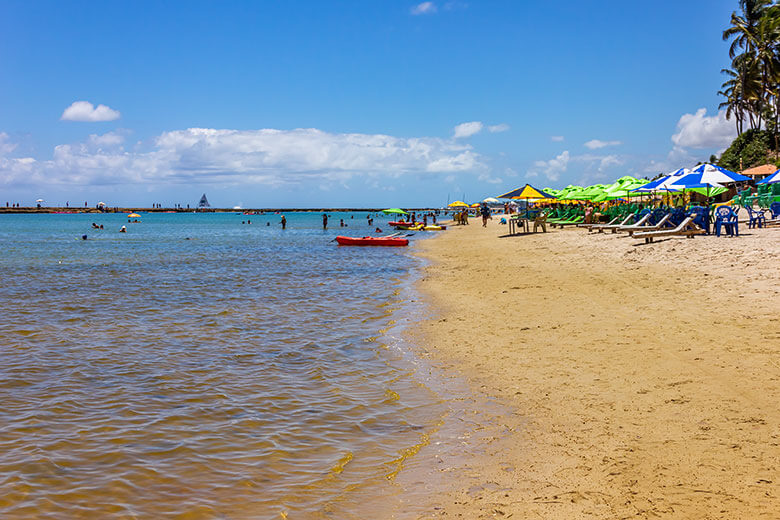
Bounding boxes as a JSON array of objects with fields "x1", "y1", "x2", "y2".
[{"x1": 382, "y1": 208, "x2": 408, "y2": 215}]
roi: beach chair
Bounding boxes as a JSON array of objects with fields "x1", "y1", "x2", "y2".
[
  {"x1": 533, "y1": 212, "x2": 548, "y2": 233},
  {"x1": 632, "y1": 216, "x2": 705, "y2": 244},
  {"x1": 547, "y1": 209, "x2": 575, "y2": 224},
  {"x1": 689, "y1": 206, "x2": 710, "y2": 234},
  {"x1": 593, "y1": 212, "x2": 636, "y2": 233},
  {"x1": 553, "y1": 215, "x2": 584, "y2": 228},
  {"x1": 580, "y1": 215, "x2": 617, "y2": 231},
  {"x1": 770, "y1": 202, "x2": 780, "y2": 219},
  {"x1": 620, "y1": 212, "x2": 672, "y2": 237},
  {"x1": 714, "y1": 206, "x2": 738, "y2": 237},
  {"x1": 745, "y1": 206, "x2": 766, "y2": 228},
  {"x1": 615, "y1": 209, "x2": 651, "y2": 233}
]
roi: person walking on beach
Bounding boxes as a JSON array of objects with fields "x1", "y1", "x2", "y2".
[
  {"x1": 280, "y1": 215, "x2": 287, "y2": 230},
  {"x1": 322, "y1": 213, "x2": 328, "y2": 230},
  {"x1": 480, "y1": 203, "x2": 491, "y2": 227}
]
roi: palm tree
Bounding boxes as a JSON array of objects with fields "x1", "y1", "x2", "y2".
[
  {"x1": 723, "y1": 0, "x2": 774, "y2": 127},
  {"x1": 723, "y1": 0, "x2": 772, "y2": 60}
]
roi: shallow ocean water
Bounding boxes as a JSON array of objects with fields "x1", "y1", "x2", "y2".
[{"x1": 0, "y1": 212, "x2": 450, "y2": 519}]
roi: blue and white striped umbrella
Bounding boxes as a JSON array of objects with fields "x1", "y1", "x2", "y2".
[
  {"x1": 690, "y1": 163, "x2": 750, "y2": 183},
  {"x1": 756, "y1": 169, "x2": 780, "y2": 184},
  {"x1": 631, "y1": 168, "x2": 688, "y2": 192},
  {"x1": 668, "y1": 174, "x2": 725, "y2": 189}
]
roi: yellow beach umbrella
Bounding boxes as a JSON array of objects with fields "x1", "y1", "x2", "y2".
[
  {"x1": 497, "y1": 184, "x2": 557, "y2": 217},
  {"x1": 127, "y1": 213, "x2": 141, "y2": 218},
  {"x1": 470, "y1": 203, "x2": 480, "y2": 208},
  {"x1": 447, "y1": 201, "x2": 469, "y2": 208}
]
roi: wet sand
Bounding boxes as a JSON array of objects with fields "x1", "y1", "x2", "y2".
[{"x1": 407, "y1": 217, "x2": 779, "y2": 518}]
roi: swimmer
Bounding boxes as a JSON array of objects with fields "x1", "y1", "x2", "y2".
[
  {"x1": 266, "y1": 222, "x2": 270, "y2": 226},
  {"x1": 375, "y1": 227, "x2": 382, "y2": 233},
  {"x1": 281, "y1": 215, "x2": 287, "y2": 229},
  {"x1": 119, "y1": 225, "x2": 127, "y2": 233},
  {"x1": 81, "y1": 234, "x2": 88, "y2": 240}
]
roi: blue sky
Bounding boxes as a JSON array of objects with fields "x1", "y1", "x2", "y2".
[{"x1": 0, "y1": 0, "x2": 740, "y2": 207}]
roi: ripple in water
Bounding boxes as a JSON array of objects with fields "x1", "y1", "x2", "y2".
[{"x1": 0, "y1": 213, "x2": 448, "y2": 518}]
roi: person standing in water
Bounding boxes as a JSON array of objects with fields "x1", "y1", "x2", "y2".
[
  {"x1": 280, "y1": 215, "x2": 287, "y2": 229},
  {"x1": 322, "y1": 213, "x2": 328, "y2": 230}
]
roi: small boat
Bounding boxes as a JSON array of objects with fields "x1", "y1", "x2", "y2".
[
  {"x1": 423, "y1": 225, "x2": 446, "y2": 231},
  {"x1": 336, "y1": 236, "x2": 409, "y2": 247}
]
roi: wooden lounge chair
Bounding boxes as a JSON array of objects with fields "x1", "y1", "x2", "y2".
[
  {"x1": 615, "y1": 211, "x2": 651, "y2": 233},
  {"x1": 620, "y1": 213, "x2": 671, "y2": 237},
  {"x1": 580, "y1": 216, "x2": 619, "y2": 231},
  {"x1": 592, "y1": 213, "x2": 636, "y2": 234},
  {"x1": 632, "y1": 216, "x2": 705, "y2": 244}
]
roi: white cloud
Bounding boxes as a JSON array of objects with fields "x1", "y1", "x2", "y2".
[
  {"x1": 529, "y1": 150, "x2": 570, "y2": 181},
  {"x1": 487, "y1": 123, "x2": 510, "y2": 133},
  {"x1": 0, "y1": 132, "x2": 18, "y2": 156},
  {"x1": 0, "y1": 127, "x2": 486, "y2": 187},
  {"x1": 584, "y1": 139, "x2": 622, "y2": 150},
  {"x1": 410, "y1": 2, "x2": 437, "y2": 14},
  {"x1": 671, "y1": 108, "x2": 735, "y2": 149},
  {"x1": 478, "y1": 172, "x2": 503, "y2": 184},
  {"x1": 550, "y1": 135, "x2": 564, "y2": 142},
  {"x1": 598, "y1": 154, "x2": 623, "y2": 171},
  {"x1": 88, "y1": 132, "x2": 125, "y2": 148},
  {"x1": 453, "y1": 121, "x2": 483, "y2": 139},
  {"x1": 504, "y1": 167, "x2": 518, "y2": 177},
  {"x1": 61, "y1": 101, "x2": 121, "y2": 122}
]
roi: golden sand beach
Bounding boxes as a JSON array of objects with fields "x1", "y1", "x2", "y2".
[{"x1": 406, "y1": 217, "x2": 779, "y2": 519}]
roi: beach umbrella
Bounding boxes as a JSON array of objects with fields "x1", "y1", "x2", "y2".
[
  {"x1": 36, "y1": 198, "x2": 44, "y2": 203},
  {"x1": 669, "y1": 174, "x2": 725, "y2": 201},
  {"x1": 691, "y1": 163, "x2": 751, "y2": 184},
  {"x1": 127, "y1": 213, "x2": 141, "y2": 218},
  {"x1": 497, "y1": 183, "x2": 557, "y2": 217},
  {"x1": 447, "y1": 201, "x2": 469, "y2": 208},
  {"x1": 756, "y1": 169, "x2": 780, "y2": 184},
  {"x1": 632, "y1": 169, "x2": 688, "y2": 206},
  {"x1": 497, "y1": 184, "x2": 555, "y2": 200},
  {"x1": 381, "y1": 208, "x2": 408, "y2": 214},
  {"x1": 482, "y1": 197, "x2": 501, "y2": 204}
]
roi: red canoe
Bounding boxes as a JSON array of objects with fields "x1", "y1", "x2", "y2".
[{"x1": 336, "y1": 236, "x2": 409, "y2": 247}]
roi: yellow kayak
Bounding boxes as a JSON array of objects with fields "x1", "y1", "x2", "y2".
[{"x1": 423, "y1": 225, "x2": 444, "y2": 231}]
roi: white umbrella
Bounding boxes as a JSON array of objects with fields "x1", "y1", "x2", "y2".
[{"x1": 35, "y1": 198, "x2": 44, "y2": 203}]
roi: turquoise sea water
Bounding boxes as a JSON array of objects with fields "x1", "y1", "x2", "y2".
[{"x1": 0, "y1": 212, "x2": 449, "y2": 518}]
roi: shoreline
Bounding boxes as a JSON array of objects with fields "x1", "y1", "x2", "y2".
[
  {"x1": 0, "y1": 207, "x2": 445, "y2": 214},
  {"x1": 404, "y1": 217, "x2": 779, "y2": 518}
]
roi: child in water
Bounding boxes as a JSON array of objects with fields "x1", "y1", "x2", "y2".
[{"x1": 280, "y1": 215, "x2": 287, "y2": 229}]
